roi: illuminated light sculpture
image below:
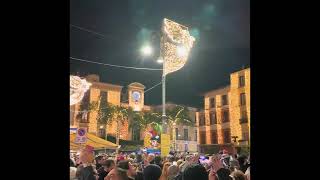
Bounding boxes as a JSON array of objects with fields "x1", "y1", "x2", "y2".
[
  {"x1": 70, "y1": 75, "x2": 91, "y2": 106},
  {"x1": 160, "y1": 18, "x2": 195, "y2": 135},
  {"x1": 161, "y1": 18, "x2": 195, "y2": 76}
]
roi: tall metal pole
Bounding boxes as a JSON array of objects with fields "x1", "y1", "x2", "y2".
[{"x1": 162, "y1": 61, "x2": 167, "y2": 134}]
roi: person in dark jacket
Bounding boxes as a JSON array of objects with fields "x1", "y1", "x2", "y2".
[
  {"x1": 96, "y1": 155, "x2": 104, "y2": 170},
  {"x1": 237, "y1": 155, "x2": 249, "y2": 173},
  {"x1": 154, "y1": 155, "x2": 163, "y2": 169},
  {"x1": 76, "y1": 164, "x2": 97, "y2": 180},
  {"x1": 98, "y1": 159, "x2": 115, "y2": 180}
]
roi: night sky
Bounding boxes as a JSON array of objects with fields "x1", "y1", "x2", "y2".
[{"x1": 70, "y1": 0, "x2": 250, "y2": 108}]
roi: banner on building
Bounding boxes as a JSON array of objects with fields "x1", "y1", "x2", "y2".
[
  {"x1": 161, "y1": 18, "x2": 195, "y2": 76},
  {"x1": 160, "y1": 134, "x2": 170, "y2": 157}
]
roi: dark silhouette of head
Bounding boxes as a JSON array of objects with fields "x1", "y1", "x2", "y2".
[
  {"x1": 154, "y1": 155, "x2": 162, "y2": 165},
  {"x1": 182, "y1": 164, "x2": 208, "y2": 180},
  {"x1": 143, "y1": 164, "x2": 162, "y2": 180}
]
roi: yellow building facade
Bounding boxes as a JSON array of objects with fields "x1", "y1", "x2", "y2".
[
  {"x1": 70, "y1": 74, "x2": 149, "y2": 141},
  {"x1": 197, "y1": 68, "x2": 250, "y2": 153}
]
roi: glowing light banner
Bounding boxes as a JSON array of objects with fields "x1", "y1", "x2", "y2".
[
  {"x1": 70, "y1": 75, "x2": 91, "y2": 106},
  {"x1": 161, "y1": 18, "x2": 195, "y2": 76},
  {"x1": 160, "y1": 134, "x2": 170, "y2": 157}
]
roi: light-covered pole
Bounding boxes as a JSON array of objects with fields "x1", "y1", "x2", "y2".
[{"x1": 160, "y1": 18, "x2": 195, "y2": 154}]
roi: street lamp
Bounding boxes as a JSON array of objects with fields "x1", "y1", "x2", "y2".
[
  {"x1": 138, "y1": 19, "x2": 195, "y2": 156},
  {"x1": 141, "y1": 45, "x2": 153, "y2": 56}
]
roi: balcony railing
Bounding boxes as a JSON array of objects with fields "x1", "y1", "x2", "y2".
[
  {"x1": 176, "y1": 137, "x2": 192, "y2": 141},
  {"x1": 239, "y1": 118, "x2": 248, "y2": 124}
]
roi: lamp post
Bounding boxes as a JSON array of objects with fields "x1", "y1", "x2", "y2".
[
  {"x1": 140, "y1": 19, "x2": 195, "y2": 156},
  {"x1": 161, "y1": 63, "x2": 167, "y2": 134}
]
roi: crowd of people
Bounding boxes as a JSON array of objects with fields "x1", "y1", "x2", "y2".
[{"x1": 70, "y1": 148, "x2": 250, "y2": 180}]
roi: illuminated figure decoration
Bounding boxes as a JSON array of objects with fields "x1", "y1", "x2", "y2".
[
  {"x1": 161, "y1": 18, "x2": 195, "y2": 76},
  {"x1": 70, "y1": 75, "x2": 91, "y2": 106},
  {"x1": 144, "y1": 129, "x2": 160, "y2": 149}
]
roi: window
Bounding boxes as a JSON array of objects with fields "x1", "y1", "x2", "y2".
[
  {"x1": 98, "y1": 128, "x2": 106, "y2": 139},
  {"x1": 200, "y1": 131, "x2": 206, "y2": 144},
  {"x1": 132, "y1": 127, "x2": 141, "y2": 141},
  {"x1": 239, "y1": 75, "x2": 245, "y2": 87},
  {"x1": 211, "y1": 130, "x2": 218, "y2": 144},
  {"x1": 184, "y1": 129, "x2": 188, "y2": 141},
  {"x1": 195, "y1": 130, "x2": 197, "y2": 141},
  {"x1": 199, "y1": 114, "x2": 205, "y2": 126},
  {"x1": 240, "y1": 109, "x2": 248, "y2": 124},
  {"x1": 223, "y1": 129, "x2": 231, "y2": 143},
  {"x1": 240, "y1": 93, "x2": 246, "y2": 106},
  {"x1": 222, "y1": 95, "x2": 228, "y2": 105},
  {"x1": 210, "y1": 111, "x2": 217, "y2": 125},
  {"x1": 79, "y1": 91, "x2": 90, "y2": 123},
  {"x1": 176, "y1": 128, "x2": 179, "y2": 140},
  {"x1": 210, "y1": 98, "x2": 215, "y2": 108},
  {"x1": 242, "y1": 132, "x2": 249, "y2": 141},
  {"x1": 100, "y1": 91, "x2": 108, "y2": 104},
  {"x1": 222, "y1": 110, "x2": 230, "y2": 123}
]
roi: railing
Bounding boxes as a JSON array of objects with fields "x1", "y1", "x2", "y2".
[
  {"x1": 176, "y1": 137, "x2": 192, "y2": 141},
  {"x1": 239, "y1": 118, "x2": 248, "y2": 124}
]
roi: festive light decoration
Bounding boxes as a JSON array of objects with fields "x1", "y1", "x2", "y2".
[
  {"x1": 70, "y1": 75, "x2": 91, "y2": 106},
  {"x1": 161, "y1": 18, "x2": 195, "y2": 76}
]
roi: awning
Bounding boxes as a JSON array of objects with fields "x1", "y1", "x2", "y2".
[{"x1": 70, "y1": 133, "x2": 118, "y2": 150}]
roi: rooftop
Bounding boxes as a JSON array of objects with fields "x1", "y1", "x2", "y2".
[{"x1": 203, "y1": 85, "x2": 230, "y2": 97}]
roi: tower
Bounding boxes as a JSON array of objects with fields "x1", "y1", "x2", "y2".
[{"x1": 128, "y1": 82, "x2": 145, "y2": 111}]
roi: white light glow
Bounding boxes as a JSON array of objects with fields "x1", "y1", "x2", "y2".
[
  {"x1": 141, "y1": 45, "x2": 153, "y2": 56},
  {"x1": 157, "y1": 57, "x2": 163, "y2": 63},
  {"x1": 177, "y1": 46, "x2": 187, "y2": 57}
]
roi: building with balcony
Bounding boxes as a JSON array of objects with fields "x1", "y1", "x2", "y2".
[{"x1": 197, "y1": 68, "x2": 250, "y2": 153}]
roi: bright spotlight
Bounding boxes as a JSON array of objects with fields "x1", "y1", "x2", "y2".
[
  {"x1": 157, "y1": 57, "x2": 163, "y2": 64},
  {"x1": 177, "y1": 46, "x2": 187, "y2": 57},
  {"x1": 141, "y1": 45, "x2": 153, "y2": 56}
]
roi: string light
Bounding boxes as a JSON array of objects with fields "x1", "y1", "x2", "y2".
[
  {"x1": 70, "y1": 75, "x2": 92, "y2": 106},
  {"x1": 161, "y1": 18, "x2": 195, "y2": 76}
]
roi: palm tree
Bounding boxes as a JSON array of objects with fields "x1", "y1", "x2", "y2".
[
  {"x1": 129, "y1": 111, "x2": 162, "y2": 140},
  {"x1": 89, "y1": 93, "x2": 114, "y2": 140},
  {"x1": 112, "y1": 105, "x2": 133, "y2": 149},
  {"x1": 166, "y1": 105, "x2": 193, "y2": 151}
]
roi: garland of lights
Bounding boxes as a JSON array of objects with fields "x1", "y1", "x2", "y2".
[
  {"x1": 161, "y1": 18, "x2": 195, "y2": 76},
  {"x1": 70, "y1": 75, "x2": 92, "y2": 106}
]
